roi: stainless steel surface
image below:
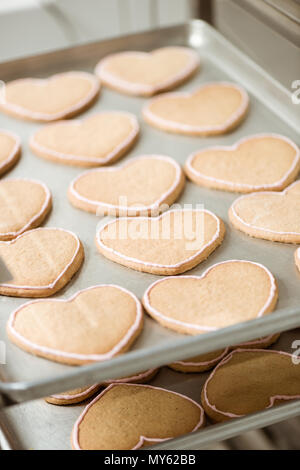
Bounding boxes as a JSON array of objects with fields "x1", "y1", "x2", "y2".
[{"x1": 0, "y1": 20, "x2": 299, "y2": 448}]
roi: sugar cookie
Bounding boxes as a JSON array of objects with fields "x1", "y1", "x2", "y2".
[
  {"x1": 95, "y1": 47, "x2": 199, "y2": 96},
  {"x1": 143, "y1": 82, "x2": 249, "y2": 135},
  {"x1": 295, "y1": 248, "x2": 300, "y2": 273},
  {"x1": 7, "y1": 285, "x2": 143, "y2": 365},
  {"x1": 30, "y1": 112, "x2": 139, "y2": 167},
  {"x1": 143, "y1": 260, "x2": 277, "y2": 335},
  {"x1": 69, "y1": 155, "x2": 184, "y2": 216},
  {"x1": 229, "y1": 181, "x2": 300, "y2": 243},
  {"x1": 96, "y1": 209, "x2": 225, "y2": 275},
  {"x1": 0, "y1": 227, "x2": 83, "y2": 297},
  {"x1": 46, "y1": 368, "x2": 159, "y2": 405},
  {"x1": 0, "y1": 72, "x2": 100, "y2": 122},
  {"x1": 0, "y1": 178, "x2": 51, "y2": 241},
  {"x1": 202, "y1": 349, "x2": 300, "y2": 422},
  {"x1": 72, "y1": 383, "x2": 205, "y2": 449},
  {"x1": 0, "y1": 129, "x2": 21, "y2": 176},
  {"x1": 185, "y1": 134, "x2": 300, "y2": 193}
]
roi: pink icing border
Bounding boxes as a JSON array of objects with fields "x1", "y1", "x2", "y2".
[
  {"x1": 186, "y1": 133, "x2": 300, "y2": 191},
  {"x1": 69, "y1": 155, "x2": 183, "y2": 214},
  {"x1": 142, "y1": 81, "x2": 249, "y2": 133},
  {"x1": 30, "y1": 111, "x2": 139, "y2": 165},
  {"x1": 72, "y1": 383, "x2": 205, "y2": 450},
  {"x1": 203, "y1": 349, "x2": 300, "y2": 419},
  {"x1": 0, "y1": 178, "x2": 51, "y2": 238},
  {"x1": 95, "y1": 47, "x2": 200, "y2": 96},
  {"x1": 230, "y1": 180, "x2": 300, "y2": 236},
  {"x1": 0, "y1": 72, "x2": 100, "y2": 121},
  {"x1": 7, "y1": 285, "x2": 143, "y2": 362},
  {"x1": 143, "y1": 260, "x2": 277, "y2": 333},
  {"x1": 0, "y1": 227, "x2": 81, "y2": 291},
  {"x1": 50, "y1": 368, "x2": 158, "y2": 401},
  {"x1": 0, "y1": 128, "x2": 21, "y2": 173},
  {"x1": 96, "y1": 208, "x2": 222, "y2": 270}
]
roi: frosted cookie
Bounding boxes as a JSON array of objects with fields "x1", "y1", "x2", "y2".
[
  {"x1": 69, "y1": 155, "x2": 184, "y2": 216},
  {"x1": 143, "y1": 82, "x2": 249, "y2": 135},
  {"x1": 46, "y1": 368, "x2": 159, "y2": 405},
  {"x1": 295, "y1": 248, "x2": 300, "y2": 273},
  {"x1": 30, "y1": 112, "x2": 139, "y2": 167},
  {"x1": 72, "y1": 383, "x2": 205, "y2": 449},
  {"x1": 7, "y1": 285, "x2": 143, "y2": 365},
  {"x1": 95, "y1": 47, "x2": 199, "y2": 96},
  {"x1": 229, "y1": 181, "x2": 300, "y2": 243},
  {"x1": 96, "y1": 209, "x2": 225, "y2": 275},
  {"x1": 0, "y1": 227, "x2": 83, "y2": 297},
  {"x1": 0, "y1": 72, "x2": 100, "y2": 122},
  {"x1": 185, "y1": 134, "x2": 300, "y2": 193},
  {"x1": 143, "y1": 260, "x2": 277, "y2": 335},
  {"x1": 0, "y1": 179, "x2": 52, "y2": 241},
  {"x1": 169, "y1": 334, "x2": 280, "y2": 373},
  {"x1": 0, "y1": 129, "x2": 21, "y2": 176},
  {"x1": 202, "y1": 349, "x2": 300, "y2": 422}
]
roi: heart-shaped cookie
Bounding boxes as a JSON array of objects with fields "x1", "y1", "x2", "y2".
[
  {"x1": 7, "y1": 284, "x2": 143, "y2": 365},
  {"x1": 169, "y1": 334, "x2": 279, "y2": 372},
  {"x1": 202, "y1": 349, "x2": 300, "y2": 422},
  {"x1": 30, "y1": 112, "x2": 139, "y2": 167},
  {"x1": 0, "y1": 129, "x2": 21, "y2": 176},
  {"x1": 143, "y1": 260, "x2": 277, "y2": 334},
  {"x1": 0, "y1": 71, "x2": 100, "y2": 122},
  {"x1": 46, "y1": 368, "x2": 159, "y2": 405},
  {"x1": 229, "y1": 181, "x2": 300, "y2": 243},
  {"x1": 0, "y1": 227, "x2": 84, "y2": 297},
  {"x1": 95, "y1": 47, "x2": 199, "y2": 96},
  {"x1": 143, "y1": 82, "x2": 249, "y2": 135},
  {"x1": 295, "y1": 248, "x2": 300, "y2": 273},
  {"x1": 69, "y1": 155, "x2": 184, "y2": 216},
  {"x1": 72, "y1": 383, "x2": 205, "y2": 449},
  {"x1": 0, "y1": 178, "x2": 52, "y2": 241},
  {"x1": 96, "y1": 209, "x2": 225, "y2": 275},
  {"x1": 185, "y1": 134, "x2": 300, "y2": 193}
]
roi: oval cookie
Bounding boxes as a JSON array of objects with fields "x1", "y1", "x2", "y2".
[
  {"x1": 96, "y1": 209, "x2": 225, "y2": 275},
  {"x1": 72, "y1": 384, "x2": 205, "y2": 449},
  {"x1": 0, "y1": 227, "x2": 84, "y2": 297},
  {"x1": 46, "y1": 368, "x2": 159, "y2": 405},
  {"x1": 185, "y1": 134, "x2": 300, "y2": 193},
  {"x1": 202, "y1": 349, "x2": 300, "y2": 422},
  {"x1": 0, "y1": 178, "x2": 52, "y2": 241},
  {"x1": 143, "y1": 82, "x2": 249, "y2": 135},
  {"x1": 30, "y1": 112, "x2": 139, "y2": 167},
  {"x1": 0, "y1": 71, "x2": 100, "y2": 122},
  {"x1": 295, "y1": 248, "x2": 300, "y2": 273},
  {"x1": 229, "y1": 181, "x2": 300, "y2": 243},
  {"x1": 69, "y1": 155, "x2": 184, "y2": 216},
  {"x1": 7, "y1": 285, "x2": 143, "y2": 365},
  {"x1": 0, "y1": 129, "x2": 21, "y2": 176},
  {"x1": 143, "y1": 260, "x2": 277, "y2": 335},
  {"x1": 95, "y1": 47, "x2": 199, "y2": 96}
]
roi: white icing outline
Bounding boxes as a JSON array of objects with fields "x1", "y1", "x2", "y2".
[
  {"x1": 0, "y1": 178, "x2": 51, "y2": 238},
  {"x1": 0, "y1": 129, "x2": 21, "y2": 174},
  {"x1": 143, "y1": 81, "x2": 249, "y2": 134},
  {"x1": 230, "y1": 180, "x2": 300, "y2": 237},
  {"x1": 0, "y1": 227, "x2": 81, "y2": 291},
  {"x1": 8, "y1": 285, "x2": 143, "y2": 362},
  {"x1": 185, "y1": 133, "x2": 300, "y2": 191},
  {"x1": 69, "y1": 155, "x2": 183, "y2": 214},
  {"x1": 30, "y1": 111, "x2": 139, "y2": 165},
  {"x1": 96, "y1": 209, "x2": 222, "y2": 270},
  {"x1": 72, "y1": 383, "x2": 205, "y2": 450},
  {"x1": 50, "y1": 368, "x2": 158, "y2": 401},
  {"x1": 95, "y1": 47, "x2": 200, "y2": 96},
  {"x1": 143, "y1": 260, "x2": 277, "y2": 333},
  {"x1": 0, "y1": 72, "x2": 100, "y2": 121},
  {"x1": 203, "y1": 349, "x2": 300, "y2": 419}
]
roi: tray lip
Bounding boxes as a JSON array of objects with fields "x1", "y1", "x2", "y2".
[{"x1": 0, "y1": 19, "x2": 300, "y2": 404}]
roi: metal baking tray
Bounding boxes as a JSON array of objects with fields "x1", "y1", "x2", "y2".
[{"x1": 0, "y1": 20, "x2": 300, "y2": 448}]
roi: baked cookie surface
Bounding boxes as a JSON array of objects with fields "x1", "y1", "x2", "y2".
[{"x1": 0, "y1": 129, "x2": 21, "y2": 176}]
